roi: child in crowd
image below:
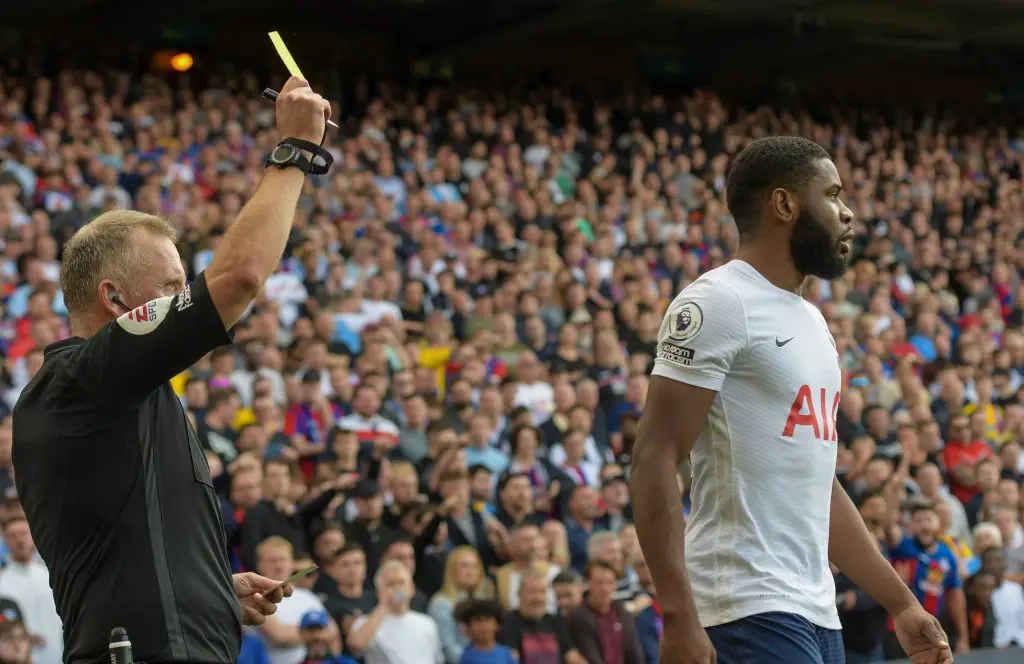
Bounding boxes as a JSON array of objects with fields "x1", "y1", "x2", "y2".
[{"x1": 457, "y1": 599, "x2": 516, "y2": 664}]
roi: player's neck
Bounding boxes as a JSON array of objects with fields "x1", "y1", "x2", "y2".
[{"x1": 736, "y1": 242, "x2": 804, "y2": 294}]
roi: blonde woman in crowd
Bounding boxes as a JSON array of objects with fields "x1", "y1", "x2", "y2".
[{"x1": 427, "y1": 546, "x2": 495, "y2": 664}]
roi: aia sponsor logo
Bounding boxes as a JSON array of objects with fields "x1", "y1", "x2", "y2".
[{"x1": 782, "y1": 384, "x2": 840, "y2": 442}]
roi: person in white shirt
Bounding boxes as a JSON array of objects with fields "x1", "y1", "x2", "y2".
[
  {"x1": 981, "y1": 547, "x2": 1024, "y2": 648},
  {"x1": 256, "y1": 537, "x2": 330, "y2": 664},
  {"x1": 0, "y1": 517, "x2": 62, "y2": 664},
  {"x1": 630, "y1": 136, "x2": 952, "y2": 664},
  {"x1": 512, "y1": 353, "x2": 555, "y2": 426},
  {"x1": 348, "y1": 560, "x2": 442, "y2": 664}
]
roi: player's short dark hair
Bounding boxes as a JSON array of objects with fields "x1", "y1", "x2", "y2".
[
  {"x1": 455, "y1": 598, "x2": 504, "y2": 625},
  {"x1": 725, "y1": 136, "x2": 831, "y2": 238}
]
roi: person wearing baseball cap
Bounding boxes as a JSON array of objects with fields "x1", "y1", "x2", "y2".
[{"x1": 298, "y1": 610, "x2": 356, "y2": 664}]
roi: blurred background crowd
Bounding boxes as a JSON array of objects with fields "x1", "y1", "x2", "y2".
[{"x1": 0, "y1": 1, "x2": 1024, "y2": 664}]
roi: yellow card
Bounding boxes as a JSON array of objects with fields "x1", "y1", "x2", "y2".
[{"x1": 268, "y1": 31, "x2": 305, "y2": 80}]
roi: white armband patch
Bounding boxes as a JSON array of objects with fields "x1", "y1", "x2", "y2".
[{"x1": 116, "y1": 296, "x2": 174, "y2": 335}]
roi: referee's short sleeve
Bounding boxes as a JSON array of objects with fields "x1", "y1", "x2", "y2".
[
  {"x1": 68, "y1": 270, "x2": 232, "y2": 407},
  {"x1": 651, "y1": 277, "x2": 748, "y2": 393}
]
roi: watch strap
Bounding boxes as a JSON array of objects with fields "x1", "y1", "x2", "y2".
[{"x1": 269, "y1": 137, "x2": 334, "y2": 176}]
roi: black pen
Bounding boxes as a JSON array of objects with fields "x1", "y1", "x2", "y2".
[{"x1": 262, "y1": 88, "x2": 339, "y2": 129}]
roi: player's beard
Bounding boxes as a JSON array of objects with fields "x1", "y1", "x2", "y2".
[{"x1": 788, "y1": 207, "x2": 850, "y2": 281}]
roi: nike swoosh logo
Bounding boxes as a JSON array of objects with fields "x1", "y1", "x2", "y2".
[{"x1": 776, "y1": 337, "x2": 795, "y2": 347}]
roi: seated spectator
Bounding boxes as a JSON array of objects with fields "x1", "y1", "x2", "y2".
[
  {"x1": 965, "y1": 570, "x2": 998, "y2": 649},
  {"x1": 495, "y1": 524, "x2": 559, "y2": 612},
  {"x1": 586, "y1": 530, "x2": 640, "y2": 602},
  {"x1": 241, "y1": 458, "x2": 340, "y2": 571},
  {"x1": 540, "y1": 520, "x2": 571, "y2": 571},
  {"x1": 567, "y1": 561, "x2": 643, "y2": 664},
  {"x1": 455, "y1": 599, "x2": 517, "y2": 664},
  {"x1": 979, "y1": 547, "x2": 1024, "y2": 648},
  {"x1": 563, "y1": 486, "x2": 606, "y2": 573},
  {"x1": 0, "y1": 620, "x2": 31, "y2": 664},
  {"x1": 493, "y1": 472, "x2": 544, "y2": 531},
  {"x1": 551, "y1": 570, "x2": 583, "y2": 621},
  {"x1": 428, "y1": 547, "x2": 496, "y2": 664},
  {"x1": 598, "y1": 470, "x2": 633, "y2": 533},
  {"x1": 497, "y1": 568, "x2": 584, "y2": 664},
  {"x1": 298, "y1": 610, "x2": 356, "y2": 664},
  {"x1": 348, "y1": 560, "x2": 443, "y2": 664},
  {"x1": 886, "y1": 502, "x2": 968, "y2": 658},
  {"x1": 320, "y1": 544, "x2": 377, "y2": 637},
  {"x1": 624, "y1": 549, "x2": 659, "y2": 664},
  {"x1": 342, "y1": 480, "x2": 397, "y2": 579},
  {"x1": 380, "y1": 538, "x2": 430, "y2": 612}
]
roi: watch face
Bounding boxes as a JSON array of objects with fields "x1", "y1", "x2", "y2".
[{"x1": 271, "y1": 144, "x2": 298, "y2": 164}]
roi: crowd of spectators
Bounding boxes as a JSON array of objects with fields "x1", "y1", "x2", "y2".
[{"x1": 0, "y1": 60, "x2": 1019, "y2": 664}]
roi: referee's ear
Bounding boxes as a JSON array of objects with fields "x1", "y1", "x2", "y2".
[{"x1": 98, "y1": 280, "x2": 128, "y2": 318}]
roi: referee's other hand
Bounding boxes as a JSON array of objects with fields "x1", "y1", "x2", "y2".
[{"x1": 232, "y1": 572, "x2": 294, "y2": 626}]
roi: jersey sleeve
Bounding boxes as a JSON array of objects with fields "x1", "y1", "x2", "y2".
[
  {"x1": 650, "y1": 277, "x2": 748, "y2": 392},
  {"x1": 67, "y1": 271, "x2": 232, "y2": 408}
]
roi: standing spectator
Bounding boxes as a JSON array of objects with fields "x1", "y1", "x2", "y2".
[
  {"x1": 566, "y1": 561, "x2": 643, "y2": 664},
  {"x1": 0, "y1": 517, "x2": 61, "y2": 664},
  {"x1": 348, "y1": 560, "x2": 443, "y2": 664}
]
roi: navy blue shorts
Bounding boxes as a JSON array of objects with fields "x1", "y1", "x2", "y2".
[{"x1": 706, "y1": 612, "x2": 845, "y2": 664}]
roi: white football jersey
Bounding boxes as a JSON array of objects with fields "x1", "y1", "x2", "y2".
[{"x1": 651, "y1": 259, "x2": 842, "y2": 630}]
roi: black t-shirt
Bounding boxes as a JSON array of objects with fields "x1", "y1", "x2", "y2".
[
  {"x1": 498, "y1": 612, "x2": 574, "y2": 664},
  {"x1": 13, "y1": 272, "x2": 241, "y2": 664}
]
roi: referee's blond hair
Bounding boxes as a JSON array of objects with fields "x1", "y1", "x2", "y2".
[{"x1": 59, "y1": 210, "x2": 177, "y2": 315}]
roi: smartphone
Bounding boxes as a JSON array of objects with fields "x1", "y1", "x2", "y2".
[{"x1": 274, "y1": 564, "x2": 319, "y2": 592}]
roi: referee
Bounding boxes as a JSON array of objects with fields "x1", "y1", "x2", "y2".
[{"x1": 12, "y1": 77, "x2": 330, "y2": 664}]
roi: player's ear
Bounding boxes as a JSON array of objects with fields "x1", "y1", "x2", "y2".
[{"x1": 770, "y1": 187, "x2": 798, "y2": 225}]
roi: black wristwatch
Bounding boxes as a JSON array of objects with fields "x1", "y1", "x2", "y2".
[{"x1": 265, "y1": 137, "x2": 334, "y2": 175}]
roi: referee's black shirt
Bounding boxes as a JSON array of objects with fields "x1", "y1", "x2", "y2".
[{"x1": 12, "y1": 272, "x2": 242, "y2": 664}]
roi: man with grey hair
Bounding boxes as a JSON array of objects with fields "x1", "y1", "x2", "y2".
[
  {"x1": 347, "y1": 560, "x2": 442, "y2": 664},
  {"x1": 12, "y1": 76, "x2": 330, "y2": 664}
]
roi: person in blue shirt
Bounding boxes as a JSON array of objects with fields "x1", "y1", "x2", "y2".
[
  {"x1": 885, "y1": 501, "x2": 968, "y2": 658},
  {"x1": 457, "y1": 598, "x2": 517, "y2": 664},
  {"x1": 298, "y1": 610, "x2": 358, "y2": 664},
  {"x1": 236, "y1": 631, "x2": 271, "y2": 664}
]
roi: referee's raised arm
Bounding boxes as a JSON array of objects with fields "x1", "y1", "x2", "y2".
[
  {"x1": 46, "y1": 77, "x2": 330, "y2": 406},
  {"x1": 204, "y1": 76, "x2": 330, "y2": 328}
]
